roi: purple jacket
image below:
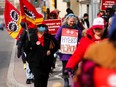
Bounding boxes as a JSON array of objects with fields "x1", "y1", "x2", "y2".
[{"x1": 55, "y1": 24, "x2": 82, "y2": 61}]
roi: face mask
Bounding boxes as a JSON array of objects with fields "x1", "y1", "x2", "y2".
[{"x1": 37, "y1": 26, "x2": 46, "y2": 32}]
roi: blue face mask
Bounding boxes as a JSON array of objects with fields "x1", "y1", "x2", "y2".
[{"x1": 37, "y1": 26, "x2": 46, "y2": 32}]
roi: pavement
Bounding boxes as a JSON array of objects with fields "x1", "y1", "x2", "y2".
[{"x1": 7, "y1": 41, "x2": 64, "y2": 87}]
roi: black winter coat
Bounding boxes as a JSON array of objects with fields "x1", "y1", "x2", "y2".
[{"x1": 24, "y1": 30, "x2": 58, "y2": 73}]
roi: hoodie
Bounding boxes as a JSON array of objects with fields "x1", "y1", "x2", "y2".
[
  {"x1": 66, "y1": 27, "x2": 101, "y2": 69},
  {"x1": 49, "y1": 10, "x2": 58, "y2": 19}
]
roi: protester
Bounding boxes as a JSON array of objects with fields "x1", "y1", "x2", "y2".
[
  {"x1": 63, "y1": 8, "x2": 84, "y2": 31},
  {"x1": 55, "y1": 13, "x2": 82, "y2": 87},
  {"x1": 49, "y1": 10, "x2": 59, "y2": 19},
  {"x1": 46, "y1": 8, "x2": 50, "y2": 19},
  {"x1": 76, "y1": 15, "x2": 116, "y2": 87},
  {"x1": 24, "y1": 23, "x2": 58, "y2": 87},
  {"x1": 17, "y1": 22, "x2": 35, "y2": 84},
  {"x1": 81, "y1": 13, "x2": 90, "y2": 29},
  {"x1": 97, "y1": 10, "x2": 105, "y2": 17},
  {"x1": 65, "y1": 8, "x2": 74, "y2": 17},
  {"x1": 47, "y1": 9, "x2": 60, "y2": 73},
  {"x1": 108, "y1": 4, "x2": 116, "y2": 29},
  {"x1": 62, "y1": 8, "x2": 74, "y2": 22},
  {"x1": 65, "y1": 17, "x2": 108, "y2": 86}
]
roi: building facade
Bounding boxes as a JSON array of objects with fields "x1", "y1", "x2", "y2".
[{"x1": 0, "y1": 0, "x2": 14, "y2": 14}]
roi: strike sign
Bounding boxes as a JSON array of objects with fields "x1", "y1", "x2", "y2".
[{"x1": 60, "y1": 28, "x2": 78, "y2": 54}]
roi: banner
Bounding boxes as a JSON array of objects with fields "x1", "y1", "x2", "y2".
[
  {"x1": 101, "y1": 0, "x2": 116, "y2": 10},
  {"x1": 19, "y1": 0, "x2": 43, "y2": 26},
  {"x1": 44, "y1": 19, "x2": 62, "y2": 35},
  {"x1": 60, "y1": 28, "x2": 78, "y2": 54},
  {"x1": 4, "y1": 0, "x2": 22, "y2": 39}
]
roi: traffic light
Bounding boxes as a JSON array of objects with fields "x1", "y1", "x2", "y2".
[{"x1": 34, "y1": 0, "x2": 38, "y2": 4}]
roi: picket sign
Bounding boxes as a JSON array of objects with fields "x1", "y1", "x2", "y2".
[{"x1": 60, "y1": 28, "x2": 78, "y2": 54}]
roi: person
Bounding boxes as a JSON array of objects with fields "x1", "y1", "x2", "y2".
[
  {"x1": 47, "y1": 9, "x2": 61, "y2": 73},
  {"x1": 65, "y1": 16, "x2": 108, "y2": 86},
  {"x1": 49, "y1": 10, "x2": 59, "y2": 19},
  {"x1": 77, "y1": 15, "x2": 116, "y2": 87},
  {"x1": 24, "y1": 23, "x2": 58, "y2": 87},
  {"x1": 112, "y1": 4, "x2": 116, "y2": 15},
  {"x1": 46, "y1": 8, "x2": 50, "y2": 19},
  {"x1": 0, "y1": 23, "x2": 4, "y2": 31},
  {"x1": 65, "y1": 8, "x2": 74, "y2": 17},
  {"x1": 108, "y1": 4, "x2": 116, "y2": 30},
  {"x1": 55, "y1": 13, "x2": 82, "y2": 87},
  {"x1": 81, "y1": 13, "x2": 90, "y2": 29},
  {"x1": 17, "y1": 22, "x2": 34, "y2": 84}
]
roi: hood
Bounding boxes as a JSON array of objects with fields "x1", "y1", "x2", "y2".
[
  {"x1": 86, "y1": 28, "x2": 94, "y2": 39},
  {"x1": 50, "y1": 10, "x2": 58, "y2": 19}
]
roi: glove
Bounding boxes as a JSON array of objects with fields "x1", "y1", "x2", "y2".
[
  {"x1": 17, "y1": 48, "x2": 22, "y2": 58},
  {"x1": 64, "y1": 68, "x2": 73, "y2": 78},
  {"x1": 20, "y1": 22, "x2": 26, "y2": 29}
]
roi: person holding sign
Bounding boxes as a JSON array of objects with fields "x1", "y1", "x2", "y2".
[
  {"x1": 55, "y1": 13, "x2": 82, "y2": 87},
  {"x1": 65, "y1": 17, "x2": 108, "y2": 87}
]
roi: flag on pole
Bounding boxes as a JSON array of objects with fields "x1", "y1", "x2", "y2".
[
  {"x1": 19, "y1": 0, "x2": 43, "y2": 26},
  {"x1": 4, "y1": 0, "x2": 22, "y2": 39}
]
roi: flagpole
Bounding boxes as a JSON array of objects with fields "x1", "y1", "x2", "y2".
[{"x1": 25, "y1": 23, "x2": 30, "y2": 41}]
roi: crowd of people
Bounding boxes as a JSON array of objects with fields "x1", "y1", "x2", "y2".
[{"x1": 16, "y1": 4, "x2": 116, "y2": 87}]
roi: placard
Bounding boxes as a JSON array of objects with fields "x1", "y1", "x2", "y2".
[
  {"x1": 44, "y1": 19, "x2": 62, "y2": 35},
  {"x1": 60, "y1": 28, "x2": 78, "y2": 54}
]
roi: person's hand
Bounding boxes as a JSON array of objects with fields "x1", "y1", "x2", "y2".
[
  {"x1": 46, "y1": 50, "x2": 51, "y2": 56},
  {"x1": 17, "y1": 49, "x2": 21, "y2": 58},
  {"x1": 64, "y1": 68, "x2": 73, "y2": 78}
]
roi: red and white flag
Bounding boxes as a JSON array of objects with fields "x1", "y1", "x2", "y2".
[{"x1": 19, "y1": 0, "x2": 43, "y2": 27}]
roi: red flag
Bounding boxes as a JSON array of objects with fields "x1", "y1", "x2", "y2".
[
  {"x1": 19, "y1": 0, "x2": 43, "y2": 26},
  {"x1": 4, "y1": 0, "x2": 22, "y2": 39}
]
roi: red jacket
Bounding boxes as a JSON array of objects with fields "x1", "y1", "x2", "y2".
[{"x1": 66, "y1": 28, "x2": 101, "y2": 69}]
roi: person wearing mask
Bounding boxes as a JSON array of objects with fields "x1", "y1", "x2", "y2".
[
  {"x1": 24, "y1": 23, "x2": 58, "y2": 87},
  {"x1": 77, "y1": 15, "x2": 116, "y2": 87},
  {"x1": 65, "y1": 17, "x2": 108, "y2": 86},
  {"x1": 55, "y1": 13, "x2": 82, "y2": 87}
]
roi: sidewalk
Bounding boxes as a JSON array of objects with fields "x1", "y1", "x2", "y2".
[{"x1": 7, "y1": 41, "x2": 64, "y2": 87}]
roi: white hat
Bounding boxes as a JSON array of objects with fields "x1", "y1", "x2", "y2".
[{"x1": 92, "y1": 17, "x2": 104, "y2": 29}]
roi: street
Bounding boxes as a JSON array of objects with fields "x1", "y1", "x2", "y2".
[
  {"x1": 48, "y1": 58, "x2": 64, "y2": 87},
  {"x1": 0, "y1": 29, "x2": 14, "y2": 87}
]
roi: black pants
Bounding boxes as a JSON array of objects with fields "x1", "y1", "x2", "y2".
[
  {"x1": 32, "y1": 66, "x2": 49, "y2": 87},
  {"x1": 62, "y1": 60, "x2": 68, "y2": 76}
]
